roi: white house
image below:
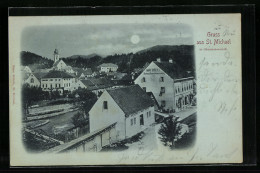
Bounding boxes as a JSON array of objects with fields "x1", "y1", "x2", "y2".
[
  {"x1": 22, "y1": 72, "x2": 40, "y2": 87},
  {"x1": 89, "y1": 85, "x2": 155, "y2": 141},
  {"x1": 98, "y1": 63, "x2": 118, "y2": 73},
  {"x1": 41, "y1": 70, "x2": 76, "y2": 94},
  {"x1": 134, "y1": 58, "x2": 195, "y2": 112}
]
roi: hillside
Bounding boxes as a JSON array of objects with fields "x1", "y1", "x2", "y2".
[
  {"x1": 20, "y1": 51, "x2": 54, "y2": 69},
  {"x1": 136, "y1": 45, "x2": 192, "y2": 54},
  {"x1": 64, "y1": 53, "x2": 101, "y2": 59},
  {"x1": 21, "y1": 45, "x2": 195, "y2": 75}
]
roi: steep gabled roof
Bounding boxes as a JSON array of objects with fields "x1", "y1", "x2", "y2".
[
  {"x1": 153, "y1": 61, "x2": 191, "y2": 79},
  {"x1": 53, "y1": 59, "x2": 66, "y2": 67},
  {"x1": 42, "y1": 71, "x2": 74, "y2": 79},
  {"x1": 106, "y1": 85, "x2": 154, "y2": 117}
]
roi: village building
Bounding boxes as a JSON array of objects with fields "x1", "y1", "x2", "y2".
[
  {"x1": 21, "y1": 72, "x2": 41, "y2": 87},
  {"x1": 41, "y1": 70, "x2": 76, "y2": 94},
  {"x1": 134, "y1": 58, "x2": 195, "y2": 112},
  {"x1": 98, "y1": 63, "x2": 118, "y2": 73},
  {"x1": 106, "y1": 71, "x2": 127, "y2": 81},
  {"x1": 52, "y1": 48, "x2": 75, "y2": 74},
  {"x1": 73, "y1": 67, "x2": 94, "y2": 79},
  {"x1": 21, "y1": 65, "x2": 33, "y2": 73},
  {"x1": 76, "y1": 77, "x2": 115, "y2": 96},
  {"x1": 89, "y1": 85, "x2": 155, "y2": 141}
]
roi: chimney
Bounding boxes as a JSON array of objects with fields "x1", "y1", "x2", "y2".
[
  {"x1": 169, "y1": 58, "x2": 173, "y2": 63},
  {"x1": 157, "y1": 58, "x2": 161, "y2": 62}
]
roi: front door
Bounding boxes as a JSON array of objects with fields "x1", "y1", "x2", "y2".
[{"x1": 140, "y1": 114, "x2": 144, "y2": 126}]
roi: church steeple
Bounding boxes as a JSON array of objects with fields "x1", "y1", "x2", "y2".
[{"x1": 54, "y1": 48, "x2": 59, "y2": 63}]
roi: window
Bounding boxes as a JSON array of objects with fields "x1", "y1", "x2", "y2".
[
  {"x1": 159, "y1": 77, "x2": 164, "y2": 82},
  {"x1": 147, "y1": 112, "x2": 149, "y2": 118},
  {"x1": 134, "y1": 117, "x2": 136, "y2": 124},
  {"x1": 103, "y1": 101, "x2": 108, "y2": 109},
  {"x1": 143, "y1": 87, "x2": 146, "y2": 92},
  {"x1": 140, "y1": 114, "x2": 144, "y2": 125},
  {"x1": 55, "y1": 84, "x2": 57, "y2": 88},
  {"x1": 142, "y1": 77, "x2": 146, "y2": 82},
  {"x1": 161, "y1": 100, "x2": 166, "y2": 107},
  {"x1": 42, "y1": 84, "x2": 44, "y2": 88},
  {"x1": 30, "y1": 78, "x2": 34, "y2": 83},
  {"x1": 131, "y1": 119, "x2": 134, "y2": 126},
  {"x1": 161, "y1": 87, "x2": 165, "y2": 93}
]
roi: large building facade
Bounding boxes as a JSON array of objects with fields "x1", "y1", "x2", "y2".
[
  {"x1": 41, "y1": 70, "x2": 76, "y2": 94},
  {"x1": 134, "y1": 59, "x2": 195, "y2": 112},
  {"x1": 98, "y1": 63, "x2": 118, "y2": 73}
]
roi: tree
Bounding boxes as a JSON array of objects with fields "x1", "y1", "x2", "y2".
[
  {"x1": 21, "y1": 84, "x2": 49, "y2": 119},
  {"x1": 158, "y1": 116, "x2": 182, "y2": 149},
  {"x1": 72, "y1": 112, "x2": 88, "y2": 127}
]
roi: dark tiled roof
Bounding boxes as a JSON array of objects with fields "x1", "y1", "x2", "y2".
[
  {"x1": 80, "y1": 78, "x2": 114, "y2": 90},
  {"x1": 33, "y1": 72, "x2": 48, "y2": 80},
  {"x1": 42, "y1": 71, "x2": 74, "y2": 79},
  {"x1": 153, "y1": 61, "x2": 191, "y2": 79},
  {"x1": 82, "y1": 68, "x2": 93, "y2": 75},
  {"x1": 107, "y1": 85, "x2": 154, "y2": 117},
  {"x1": 73, "y1": 68, "x2": 93, "y2": 77},
  {"x1": 81, "y1": 79, "x2": 96, "y2": 87}
]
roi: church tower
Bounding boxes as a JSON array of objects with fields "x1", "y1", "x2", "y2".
[{"x1": 54, "y1": 48, "x2": 59, "y2": 63}]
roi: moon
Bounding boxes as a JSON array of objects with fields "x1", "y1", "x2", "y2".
[{"x1": 130, "y1": 35, "x2": 140, "y2": 44}]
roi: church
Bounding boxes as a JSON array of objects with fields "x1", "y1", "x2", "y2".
[{"x1": 52, "y1": 49, "x2": 75, "y2": 74}]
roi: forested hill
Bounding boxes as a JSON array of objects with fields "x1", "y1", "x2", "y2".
[
  {"x1": 21, "y1": 45, "x2": 195, "y2": 75},
  {"x1": 20, "y1": 51, "x2": 53, "y2": 68},
  {"x1": 62, "y1": 45, "x2": 195, "y2": 74}
]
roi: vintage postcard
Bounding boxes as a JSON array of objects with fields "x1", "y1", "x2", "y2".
[{"x1": 9, "y1": 14, "x2": 242, "y2": 166}]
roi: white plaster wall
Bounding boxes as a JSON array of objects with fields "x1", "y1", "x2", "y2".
[
  {"x1": 89, "y1": 90, "x2": 125, "y2": 136},
  {"x1": 25, "y1": 74, "x2": 40, "y2": 87},
  {"x1": 41, "y1": 78, "x2": 63, "y2": 91},
  {"x1": 134, "y1": 62, "x2": 175, "y2": 110},
  {"x1": 125, "y1": 106, "x2": 155, "y2": 138}
]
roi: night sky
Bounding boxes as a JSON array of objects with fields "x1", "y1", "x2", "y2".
[{"x1": 22, "y1": 23, "x2": 193, "y2": 59}]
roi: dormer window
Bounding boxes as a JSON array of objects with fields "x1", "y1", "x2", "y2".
[
  {"x1": 30, "y1": 78, "x2": 34, "y2": 83},
  {"x1": 141, "y1": 77, "x2": 146, "y2": 82},
  {"x1": 103, "y1": 101, "x2": 108, "y2": 109}
]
